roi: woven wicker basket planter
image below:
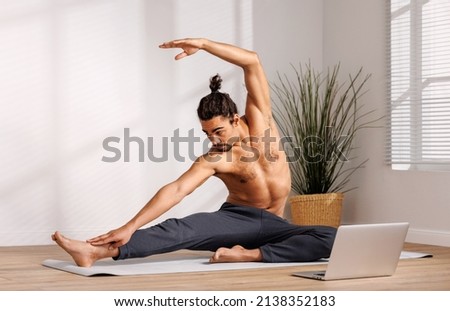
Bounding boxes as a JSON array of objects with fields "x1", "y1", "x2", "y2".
[{"x1": 289, "y1": 193, "x2": 343, "y2": 228}]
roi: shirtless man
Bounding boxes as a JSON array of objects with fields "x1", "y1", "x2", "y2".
[{"x1": 52, "y1": 38, "x2": 336, "y2": 267}]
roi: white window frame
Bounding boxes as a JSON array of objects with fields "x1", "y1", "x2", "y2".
[{"x1": 388, "y1": 0, "x2": 450, "y2": 171}]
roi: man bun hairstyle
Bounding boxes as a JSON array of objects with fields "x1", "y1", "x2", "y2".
[
  {"x1": 209, "y1": 74, "x2": 222, "y2": 93},
  {"x1": 197, "y1": 74, "x2": 238, "y2": 121}
]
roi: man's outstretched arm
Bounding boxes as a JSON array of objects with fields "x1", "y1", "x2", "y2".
[{"x1": 88, "y1": 157, "x2": 215, "y2": 249}]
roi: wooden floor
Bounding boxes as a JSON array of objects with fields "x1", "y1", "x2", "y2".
[{"x1": 1, "y1": 243, "x2": 449, "y2": 290}]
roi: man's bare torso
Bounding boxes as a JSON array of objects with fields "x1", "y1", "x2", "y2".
[{"x1": 207, "y1": 117, "x2": 291, "y2": 217}]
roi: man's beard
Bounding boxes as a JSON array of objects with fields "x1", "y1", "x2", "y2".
[{"x1": 209, "y1": 143, "x2": 233, "y2": 153}]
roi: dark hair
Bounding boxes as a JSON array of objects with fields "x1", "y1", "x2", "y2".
[{"x1": 197, "y1": 74, "x2": 238, "y2": 121}]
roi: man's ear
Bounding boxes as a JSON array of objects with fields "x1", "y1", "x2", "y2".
[{"x1": 232, "y1": 114, "x2": 240, "y2": 127}]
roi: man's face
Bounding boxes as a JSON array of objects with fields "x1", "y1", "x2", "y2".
[{"x1": 200, "y1": 115, "x2": 239, "y2": 149}]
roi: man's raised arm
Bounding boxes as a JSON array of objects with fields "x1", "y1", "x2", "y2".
[{"x1": 159, "y1": 38, "x2": 272, "y2": 131}]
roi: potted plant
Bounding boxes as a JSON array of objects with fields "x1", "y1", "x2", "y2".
[{"x1": 271, "y1": 63, "x2": 379, "y2": 228}]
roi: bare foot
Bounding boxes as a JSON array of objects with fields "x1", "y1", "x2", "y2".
[
  {"x1": 51, "y1": 231, "x2": 118, "y2": 267},
  {"x1": 209, "y1": 245, "x2": 262, "y2": 263}
]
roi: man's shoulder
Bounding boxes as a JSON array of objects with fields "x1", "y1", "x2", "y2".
[
  {"x1": 198, "y1": 149, "x2": 230, "y2": 161},
  {"x1": 195, "y1": 148, "x2": 234, "y2": 171}
]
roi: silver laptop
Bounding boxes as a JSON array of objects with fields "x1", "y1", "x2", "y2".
[{"x1": 292, "y1": 222, "x2": 409, "y2": 281}]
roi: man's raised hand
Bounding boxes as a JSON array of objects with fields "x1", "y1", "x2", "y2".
[{"x1": 159, "y1": 38, "x2": 204, "y2": 60}]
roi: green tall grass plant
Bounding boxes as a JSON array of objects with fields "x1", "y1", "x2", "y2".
[{"x1": 271, "y1": 63, "x2": 379, "y2": 195}]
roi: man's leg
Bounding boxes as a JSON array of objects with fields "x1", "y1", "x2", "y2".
[
  {"x1": 211, "y1": 209, "x2": 337, "y2": 263},
  {"x1": 52, "y1": 203, "x2": 265, "y2": 267},
  {"x1": 257, "y1": 209, "x2": 337, "y2": 262},
  {"x1": 115, "y1": 203, "x2": 265, "y2": 260},
  {"x1": 258, "y1": 226, "x2": 336, "y2": 262},
  {"x1": 53, "y1": 204, "x2": 336, "y2": 266}
]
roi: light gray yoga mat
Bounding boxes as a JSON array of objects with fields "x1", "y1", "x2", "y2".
[{"x1": 42, "y1": 251, "x2": 432, "y2": 277}]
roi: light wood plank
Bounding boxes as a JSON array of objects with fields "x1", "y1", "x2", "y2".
[{"x1": 0, "y1": 243, "x2": 449, "y2": 290}]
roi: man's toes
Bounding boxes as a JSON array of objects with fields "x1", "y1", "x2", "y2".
[{"x1": 210, "y1": 253, "x2": 219, "y2": 262}]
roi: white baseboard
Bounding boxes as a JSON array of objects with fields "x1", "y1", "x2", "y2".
[{"x1": 406, "y1": 228, "x2": 450, "y2": 247}]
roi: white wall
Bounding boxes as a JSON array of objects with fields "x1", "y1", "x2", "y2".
[
  {"x1": 0, "y1": 0, "x2": 177, "y2": 245},
  {"x1": 323, "y1": 0, "x2": 450, "y2": 246},
  {"x1": 253, "y1": 0, "x2": 324, "y2": 77},
  {"x1": 0, "y1": 0, "x2": 322, "y2": 246},
  {"x1": 6, "y1": 0, "x2": 446, "y2": 248}
]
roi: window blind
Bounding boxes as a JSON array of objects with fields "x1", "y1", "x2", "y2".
[{"x1": 387, "y1": 0, "x2": 450, "y2": 170}]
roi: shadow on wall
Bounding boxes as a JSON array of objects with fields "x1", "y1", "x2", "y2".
[
  {"x1": 0, "y1": 0, "x2": 255, "y2": 245},
  {"x1": 0, "y1": 0, "x2": 164, "y2": 245}
]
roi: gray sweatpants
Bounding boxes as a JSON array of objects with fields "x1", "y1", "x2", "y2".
[{"x1": 116, "y1": 202, "x2": 337, "y2": 262}]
